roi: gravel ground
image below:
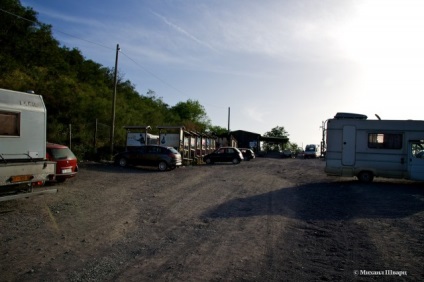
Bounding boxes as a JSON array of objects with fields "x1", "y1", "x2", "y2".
[{"x1": 0, "y1": 157, "x2": 423, "y2": 281}]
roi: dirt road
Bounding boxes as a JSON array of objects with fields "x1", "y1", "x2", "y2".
[{"x1": 1, "y1": 158, "x2": 423, "y2": 281}]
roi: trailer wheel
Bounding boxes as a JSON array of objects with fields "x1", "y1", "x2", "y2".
[{"x1": 358, "y1": 171, "x2": 374, "y2": 183}]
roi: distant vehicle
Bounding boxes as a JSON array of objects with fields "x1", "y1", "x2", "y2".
[
  {"x1": 203, "y1": 147, "x2": 244, "y2": 164},
  {"x1": 238, "y1": 148, "x2": 255, "y2": 161},
  {"x1": 114, "y1": 145, "x2": 182, "y2": 171},
  {"x1": 296, "y1": 150, "x2": 305, "y2": 159},
  {"x1": 304, "y1": 144, "x2": 317, "y2": 159},
  {"x1": 325, "y1": 112, "x2": 424, "y2": 182},
  {"x1": 281, "y1": 150, "x2": 293, "y2": 158},
  {"x1": 46, "y1": 143, "x2": 78, "y2": 183}
]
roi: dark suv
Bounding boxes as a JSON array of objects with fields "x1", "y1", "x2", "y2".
[
  {"x1": 203, "y1": 147, "x2": 244, "y2": 164},
  {"x1": 114, "y1": 145, "x2": 182, "y2": 171}
]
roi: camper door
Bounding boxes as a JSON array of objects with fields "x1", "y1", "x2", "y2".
[
  {"x1": 342, "y1": 126, "x2": 356, "y2": 166},
  {"x1": 408, "y1": 140, "x2": 424, "y2": 181}
]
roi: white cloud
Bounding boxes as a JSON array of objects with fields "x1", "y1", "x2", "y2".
[
  {"x1": 244, "y1": 106, "x2": 268, "y2": 123},
  {"x1": 32, "y1": 6, "x2": 103, "y2": 28},
  {"x1": 21, "y1": 0, "x2": 424, "y2": 146},
  {"x1": 150, "y1": 11, "x2": 218, "y2": 52}
]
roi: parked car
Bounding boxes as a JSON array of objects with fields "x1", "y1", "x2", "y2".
[
  {"x1": 281, "y1": 149, "x2": 293, "y2": 158},
  {"x1": 238, "y1": 148, "x2": 255, "y2": 161},
  {"x1": 296, "y1": 150, "x2": 305, "y2": 159},
  {"x1": 203, "y1": 147, "x2": 244, "y2": 164},
  {"x1": 46, "y1": 142, "x2": 78, "y2": 182},
  {"x1": 114, "y1": 145, "x2": 182, "y2": 171},
  {"x1": 304, "y1": 144, "x2": 317, "y2": 159}
]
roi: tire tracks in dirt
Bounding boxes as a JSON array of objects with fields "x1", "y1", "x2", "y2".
[{"x1": 2, "y1": 159, "x2": 423, "y2": 281}]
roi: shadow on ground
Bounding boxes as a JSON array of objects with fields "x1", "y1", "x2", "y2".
[
  {"x1": 202, "y1": 181, "x2": 424, "y2": 221},
  {"x1": 78, "y1": 161, "x2": 169, "y2": 174}
]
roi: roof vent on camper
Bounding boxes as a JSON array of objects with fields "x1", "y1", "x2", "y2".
[{"x1": 334, "y1": 112, "x2": 367, "y2": 120}]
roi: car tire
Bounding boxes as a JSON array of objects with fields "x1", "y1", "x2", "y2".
[
  {"x1": 118, "y1": 157, "x2": 127, "y2": 167},
  {"x1": 56, "y1": 177, "x2": 66, "y2": 183},
  {"x1": 357, "y1": 171, "x2": 374, "y2": 183},
  {"x1": 205, "y1": 158, "x2": 213, "y2": 165},
  {"x1": 158, "y1": 161, "x2": 168, "y2": 171},
  {"x1": 232, "y1": 158, "x2": 240, "y2": 164}
]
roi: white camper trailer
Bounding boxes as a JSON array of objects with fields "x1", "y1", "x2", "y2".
[
  {"x1": 0, "y1": 88, "x2": 56, "y2": 200},
  {"x1": 324, "y1": 113, "x2": 424, "y2": 182}
]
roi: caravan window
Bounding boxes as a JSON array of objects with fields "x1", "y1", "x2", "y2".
[
  {"x1": 368, "y1": 133, "x2": 402, "y2": 149},
  {"x1": 411, "y1": 141, "x2": 424, "y2": 159},
  {"x1": 0, "y1": 111, "x2": 20, "y2": 136}
]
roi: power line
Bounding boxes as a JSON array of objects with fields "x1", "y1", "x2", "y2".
[
  {"x1": 0, "y1": 8, "x2": 113, "y2": 51},
  {"x1": 1, "y1": 7, "x2": 227, "y2": 109},
  {"x1": 1, "y1": 7, "x2": 184, "y2": 92},
  {"x1": 120, "y1": 51, "x2": 189, "y2": 98},
  {"x1": 0, "y1": 7, "x2": 34, "y2": 23},
  {"x1": 1, "y1": 7, "x2": 188, "y2": 98}
]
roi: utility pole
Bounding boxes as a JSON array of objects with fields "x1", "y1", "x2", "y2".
[
  {"x1": 227, "y1": 107, "x2": 230, "y2": 133},
  {"x1": 110, "y1": 44, "x2": 120, "y2": 157}
]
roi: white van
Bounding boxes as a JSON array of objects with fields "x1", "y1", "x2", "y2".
[
  {"x1": 324, "y1": 113, "x2": 424, "y2": 182},
  {"x1": 304, "y1": 144, "x2": 317, "y2": 159}
]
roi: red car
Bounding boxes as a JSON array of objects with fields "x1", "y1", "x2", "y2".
[{"x1": 46, "y1": 143, "x2": 78, "y2": 182}]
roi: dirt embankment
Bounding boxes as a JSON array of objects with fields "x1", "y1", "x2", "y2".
[{"x1": 1, "y1": 158, "x2": 423, "y2": 281}]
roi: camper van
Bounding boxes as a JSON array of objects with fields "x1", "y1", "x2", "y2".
[
  {"x1": 324, "y1": 112, "x2": 424, "y2": 182},
  {"x1": 0, "y1": 88, "x2": 56, "y2": 200}
]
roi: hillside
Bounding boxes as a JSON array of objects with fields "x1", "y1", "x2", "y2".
[{"x1": 0, "y1": 0, "x2": 220, "y2": 159}]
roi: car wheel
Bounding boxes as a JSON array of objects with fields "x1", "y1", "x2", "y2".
[
  {"x1": 232, "y1": 158, "x2": 240, "y2": 164},
  {"x1": 56, "y1": 177, "x2": 66, "y2": 183},
  {"x1": 158, "y1": 161, "x2": 168, "y2": 171},
  {"x1": 357, "y1": 171, "x2": 374, "y2": 183},
  {"x1": 205, "y1": 158, "x2": 213, "y2": 164},
  {"x1": 118, "y1": 157, "x2": 127, "y2": 167}
]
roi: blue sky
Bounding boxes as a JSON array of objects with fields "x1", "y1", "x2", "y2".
[{"x1": 20, "y1": 0, "x2": 424, "y2": 148}]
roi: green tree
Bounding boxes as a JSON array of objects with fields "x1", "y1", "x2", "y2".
[
  {"x1": 171, "y1": 99, "x2": 211, "y2": 131},
  {"x1": 288, "y1": 142, "x2": 300, "y2": 153},
  {"x1": 263, "y1": 126, "x2": 289, "y2": 138},
  {"x1": 263, "y1": 126, "x2": 290, "y2": 151},
  {"x1": 207, "y1": 125, "x2": 228, "y2": 136},
  {"x1": 0, "y1": 1, "x2": 224, "y2": 160}
]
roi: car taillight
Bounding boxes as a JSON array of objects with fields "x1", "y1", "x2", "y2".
[{"x1": 31, "y1": 181, "x2": 44, "y2": 187}]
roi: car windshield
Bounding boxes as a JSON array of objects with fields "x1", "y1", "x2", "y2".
[
  {"x1": 168, "y1": 147, "x2": 179, "y2": 154},
  {"x1": 50, "y1": 148, "x2": 76, "y2": 159}
]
